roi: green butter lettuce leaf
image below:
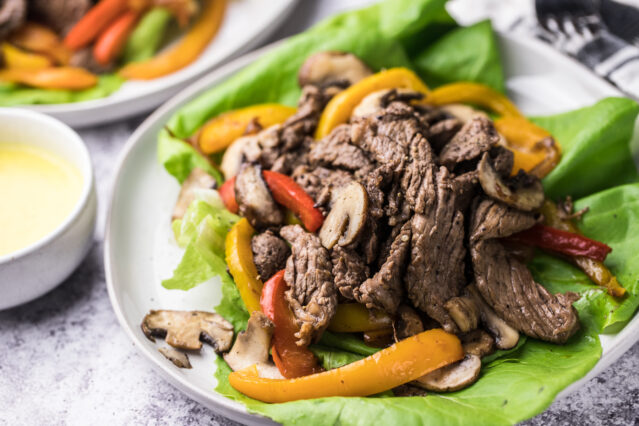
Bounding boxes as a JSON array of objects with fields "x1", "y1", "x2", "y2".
[
  {"x1": 413, "y1": 20, "x2": 505, "y2": 92},
  {"x1": 0, "y1": 74, "x2": 124, "y2": 106},
  {"x1": 157, "y1": 128, "x2": 224, "y2": 184},
  {"x1": 536, "y1": 97, "x2": 639, "y2": 200}
]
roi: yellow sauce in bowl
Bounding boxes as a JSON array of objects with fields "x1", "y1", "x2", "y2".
[{"x1": 0, "y1": 143, "x2": 83, "y2": 256}]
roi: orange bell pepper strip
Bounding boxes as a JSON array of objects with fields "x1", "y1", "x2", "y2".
[
  {"x1": 494, "y1": 116, "x2": 561, "y2": 178},
  {"x1": 64, "y1": 0, "x2": 130, "y2": 50},
  {"x1": 260, "y1": 270, "x2": 323, "y2": 378},
  {"x1": 225, "y1": 218, "x2": 263, "y2": 313},
  {"x1": 328, "y1": 303, "x2": 392, "y2": 333},
  {"x1": 229, "y1": 328, "x2": 463, "y2": 402},
  {"x1": 8, "y1": 23, "x2": 72, "y2": 65},
  {"x1": 315, "y1": 67, "x2": 430, "y2": 138},
  {"x1": 424, "y1": 82, "x2": 523, "y2": 118},
  {"x1": 198, "y1": 104, "x2": 296, "y2": 154},
  {"x1": 0, "y1": 68, "x2": 98, "y2": 90},
  {"x1": 540, "y1": 200, "x2": 625, "y2": 297},
  {"x1": 262, "y1": 170, "x2": 324, "y2": 233},
  {"x1": 119, "y1": 0, "x2": 227, "y2": 80},
  {"x1": 218, "y1": 177, "x2": 238, "y2": 213},
  {"x1": 93, "y1": 11, "x2": 140, "y2": 66},
  {"x1": 1, "y1": 43, "x2": 52, "y2": 70}
]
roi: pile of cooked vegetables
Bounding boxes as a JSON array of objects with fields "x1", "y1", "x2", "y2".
[
  {"x1": 0, "y1": 0, "x2": 226, "y2": 92},
  {"x1": 141, "y1": 49, "x2": 627, "y2": 403}
]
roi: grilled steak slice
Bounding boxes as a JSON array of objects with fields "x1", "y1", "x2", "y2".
[
  {"x1": 426, "y1": 118, "x2": 463, "y2": 152},
  {"x1": 439, "y1": 117, "x2": 500, "y2": 170},
  {"x1": 235, "y1": 164, "x2": 284, "y2": 229},
  {"x1": 242, "y1": 85, "x2": 337, "y2": 174},
  {"x1": 0, "y1": 0, "x2": 25, "y2": 39},
  {"x1": 251, "y1": 231, "x2": 290, "y2": 282},
  {"x1": 29, "y1": 0, "x2": 90, "y2": 35},
  {"x1": 470, "y1": 199, "x2": 580, "y2": 343},
  {"x1": 331, "y1": 246, "x2": 368, "y2": 300},
  {"x1": 309, "y1": 124, "x2": 373, "y2": 172},
  {"x1": 405, "y1": 167, "x2": 467, "y2": 333},
  {"x1": 355, "y1": 221, "x2": 411, "y2": 314},
  {"x1": 281, "y1": 225, "x2": 336, "y2": 346},
  {"x1": 395, "y1": 305, "x2": 425, "y2": 340}
]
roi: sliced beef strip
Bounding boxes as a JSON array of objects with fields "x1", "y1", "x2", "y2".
[
  {"x1": 439, "y1": 116, "x2": 500, "y2": 170},
  {"x1": 0, "y1": 0, "x2": 25, "y2": 39},
  {"x1": 394, "y1": 304, "x2": 425, "y2": 340},
  {"x1": 234, "y1": 164, "x2": 284, "y2": 229},
  {"x1": 292, "y1": 165, "x2": 352, "y2": 209},
  {"x1": 242, "y1": 85, "x2": 337, "y2": 175},
  {"x1": 470, "y1": 199, "x2": 580, "y2": 344},
  {"x1": 251, "y1": 231, "x2": 290, "y2": 282},
  {"x1": 426, "y1": 118, "x2": 463, "y2": 152},
  {"x1": 491, "y1": 146, "x2": 514, "y2": 177},
  {"x1": 309, "y1": 124, "x2": 373, "y2": 172},
  {"x1": 280, "y1": 225, "x2": 337, "y2": 346},
  {"x1": 405, "y1": 166, "x2": 467, "y2": 333},
  {"x1": 29, "y1": 0, "x2": 90, "y2": 35},
  {"x1": 354, "y1": 221, "x2": 411, "y2": 314},
  {"x1": 330, "y1": 246, "x2": 368, "y2": 300}
]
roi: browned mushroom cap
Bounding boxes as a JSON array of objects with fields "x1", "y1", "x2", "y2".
[
  {"x1": 467, "y1": 285, "x2": 519, "y2": 350},
  {"x1": 223, "y1": 311, "x2": 283, "y2": 379},
  {"x1": 298, "y1": 51, "x2": 372, "y2": 87},
  {"x1": 352, "y1": 88, "x2": 424, "y2": 118},
  {"x1": 478, "y1": 152, "x2": 544, "y2": 212},
  {"x1": 141, "y1": 310, "x2": 233, "y2": 352},
  {"x1": 235, "y1": 163, "x2": 284, "y2": 229},
  {"x1": 158, "y1": 346, "x2": 192, "y2": 369},
  {"x1": 413, "y1": 354, "x2": 481, "y2": 392},
  {"x1": 445, "y1": 296, "x2": 480, "y2": 334},
  {"x1": 319, "y1": 181, "x2": 368, "y2": 249},
  {"x1": 440, "y1": 104, "x2": 489, "y2": 123},
  {"x1": 171, "y1": 167, "x2": 218, "y2": 221}
]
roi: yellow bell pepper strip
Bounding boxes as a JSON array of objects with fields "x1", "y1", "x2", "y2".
[
  {"x1": 198, "y1": 104, "x2": 296, "y2": 154},
  {"x1": 315, "y1": 68, "x2": 430, "y2": 138},
  {"x1": 225, "y1": 218, "x2": 263, "y2": 313},
  {"x1": 229, "y1": 328, "x2": 463, "y2": 402},
  {"x1": 424, "y1": 82, "x2": 523, "y2": 118},
  {"x1": 494, "y1": 116, "x2": 561, "y2": 178},
  {"x1": 1, "y1": 43, "x2": 52, "y2": 70},
  {"x1": 8, "y1": 23, "x2": 71, "y2": 65},
  {"x1": 328, "y1": 303, "x2": 392, "y2": 333},
  {"x1": 0, "y1": 67, "x2": 98, "y2": 90},
  {"x1": 119, "y1": 0, "x2": 227, "y2": 80},
  {"x1": 540, "y1": 200, "x2": 625, "y2": 297}
]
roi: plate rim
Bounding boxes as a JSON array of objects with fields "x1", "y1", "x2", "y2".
[{"x1": 104, "y1": 32, "x2": 637, "y2": 424}]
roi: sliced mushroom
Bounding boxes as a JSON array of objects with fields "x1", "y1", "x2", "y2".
[
  {"x1": 352, "y1": 88, "x2": 424, "y2": 118},
  {"x1": 467, "y1": 285, "x2": 519, "y2": 350},
  {"x1": 172, "y1": 167, "x2": 218, "y2": 220},
  {"x1": 413, "y1": 354, "x2": 481, "y2": 392},
  {"x1": 223, "y1": 311, "x2": 284, "y2": 379},
  {"x1": 141, "y1": 310, "x2": 234, "y2": 352},
  {"x1": 158, "y1": 346, "x2": 192, "y2": 369},
  {"x1": 298, "y1": 51, "x2": 372, "y2": 88},
  {"x1": 234, "y1": 163, "x2": 284, "y2": 229},
  {"x1": 477, "y1": 152, "x2": 544, "y2": 211},
  {"x1": 220, "y1": 135, "x2": 253, "y2": 180},
  {"x1": 319, "y1": 181, "x2": 368, "y2": 249},
  {"x1": 461, "y1": 329, "x2": 495, "y2": 358},
  {"x1": 440, "y1": 104, "x2": 489, "y2": 123},
  {"x1": 444, "y1": 296, "x2": 480, "y2": 334}
]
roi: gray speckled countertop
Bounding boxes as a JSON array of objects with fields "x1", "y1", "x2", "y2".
[{"x1": 1, "y1": 1, "x2": 638, "y2": 425}]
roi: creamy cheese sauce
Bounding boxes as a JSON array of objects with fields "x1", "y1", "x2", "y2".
[{"x1": 0, "y1": 143, "x2": 83, "y2": 256}]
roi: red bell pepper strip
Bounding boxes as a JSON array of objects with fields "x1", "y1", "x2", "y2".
[
  {"x1": 510, "y1": 224, "x2": 612, "y2": 262},
  {"x1": 260, "y1": 270, "x2": 323, "y2": 379},
  {"x1": 93, "y1": 11, "x2": 139, "y2": 66},
  {"x1": 64, "y1": 0, "x2": 129, "y2": 50},
  {"x1": 262, "y1": 170, "x2": 324, "y2": 232},
  {"x1": 219, "y1": 177, "x2": 238, "y2": 213}
]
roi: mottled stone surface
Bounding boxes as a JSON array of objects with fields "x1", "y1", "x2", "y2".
[{"x1": 1, "y1": 1, "x2": 638, "y2": 425}]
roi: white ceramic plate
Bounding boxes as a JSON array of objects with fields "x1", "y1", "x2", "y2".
[
  {"x1": 22, "y1": 0, "x2": 299, "y2": 128},
  {"x1": 105, "y1": 34, "x2": 639, "y2": 424}
]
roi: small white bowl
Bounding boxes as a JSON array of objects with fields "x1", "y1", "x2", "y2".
[{"x1": 0, "y1": 108, "x2": 97, "y2": 310}]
